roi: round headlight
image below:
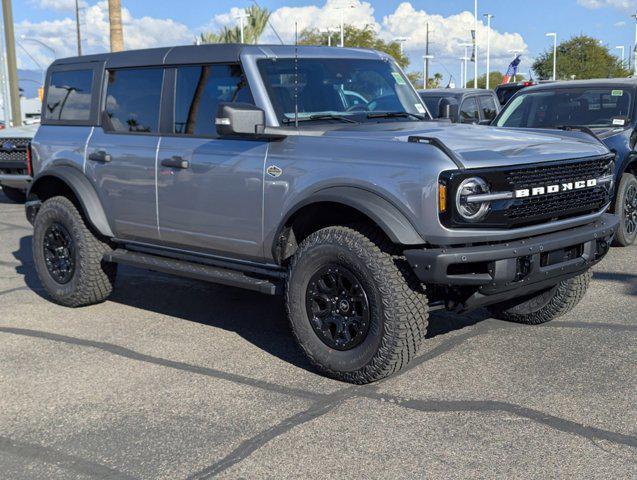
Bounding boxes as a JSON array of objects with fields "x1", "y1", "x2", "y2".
[{"x1": 456, "y1": 177, "x2": 491, "y2": 222}]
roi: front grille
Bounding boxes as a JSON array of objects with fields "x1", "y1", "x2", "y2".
[
  {"x1": 0, "y1": 137, "x2": 29, "y2": 168},
  {"x1": 440, "y1": 154, "x2": 614, "y2": 229}
]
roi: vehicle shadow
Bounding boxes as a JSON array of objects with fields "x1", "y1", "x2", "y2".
[{"x1": 12, "y1": 234, "x2": 493, "y2": 373}]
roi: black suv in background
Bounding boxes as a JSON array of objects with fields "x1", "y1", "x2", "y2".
[
  {"x1": 418, "y1": 88, "x2": 500, "y2": 124},
  {"x1": 494, "y1": 81, "x2": 538, "y2": 106},
  {"x1": 494, "y1": 78, "x2": 637, "y2": 246}
]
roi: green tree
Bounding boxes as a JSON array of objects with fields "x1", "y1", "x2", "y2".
[
  {"x1": 298, "y1": 25, "x2": 409, "y2": 69},
  {"x1": 199, "y1": 6, "x2": 271, "y2": 45},
  {"x1": 532, "y1": 35, "x2": 630, "y2": 80}
]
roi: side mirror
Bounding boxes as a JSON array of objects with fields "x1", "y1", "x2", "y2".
[
  {"x1": 216, "y1": 103, "x2": 266, "y2": 137},
  {"x1": 438, "y1": 98, "x2": 459, "y2": 122}
]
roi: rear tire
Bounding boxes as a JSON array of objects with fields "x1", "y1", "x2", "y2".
[
  {"x1": 33, "y1": 196, "x2": 117, "y2": 307},
  {"x1": 1, "y1": 185, "x2": 26, "y2": 203},
  {"x1": 286, "y1": 225, "x2": 429, "y2": 384},
  {"x1": 487, "y1": 271, "x2": 592, "y2": 325},
  {"x1": 613, "y1": 172, "x2": 637, "y2": 247}
]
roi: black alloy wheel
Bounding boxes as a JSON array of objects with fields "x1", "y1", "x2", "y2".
[
  {"x1": 43, "y1": 222, "x2": 76, "y2": 284},
  {"x1": 623, "y1": 181, "x2": 636, "y2": 237},
  {"x1": 305, "y1": 264, "x2": 371, "y2": 351}
]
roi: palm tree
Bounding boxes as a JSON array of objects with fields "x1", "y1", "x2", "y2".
[
  {"x1": 108, "y1": 0, "x2": 124, "y2": 52},
  {"x1": 199, "y1": 5, "x2": 270, "y2": 45}
]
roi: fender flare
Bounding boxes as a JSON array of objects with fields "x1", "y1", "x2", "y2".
[
  {"x1": 276, "y1": 186, "x2": 426, "y2": 251},
  {"x1": 28, "y1": 166, "x2": 114, "y2": 238}
]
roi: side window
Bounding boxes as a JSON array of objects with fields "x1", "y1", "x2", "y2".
[
  {"x1": 104, "y1": 68, "x2": 164, "y2": 133},
  {"x1": 174, "y1": 64, "x2": 253, "y2": 136},
  {"x1": 479, "y1": 95, "x2": 498, "y2": 121},
  {"x1": 45, "y1": 69, "x2": 93, "y2": 121},
  {"x1": 460, "y1": 97, "x2": 479, "y2": 123}
]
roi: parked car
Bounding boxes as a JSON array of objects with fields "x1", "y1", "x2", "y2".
[
  {"x1": 0, "y1": 124, "x2": 38, "y2": 203},
  {"x1": 27, "y1": 45, "x2": 617, "y2": 383},
  {"x1": 418, "y1": 88, "x2": 500, "y2": 124},
  {"x1": 494, "y1": 78, "x2": 637, "y2": 246},
  {"x1": 494, "y1": 81, "x2": 538, "y2": 106}
]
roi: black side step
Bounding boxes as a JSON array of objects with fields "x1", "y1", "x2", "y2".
[{"x1": 104, "y1": 249, "x2": 282, "y2": 295}]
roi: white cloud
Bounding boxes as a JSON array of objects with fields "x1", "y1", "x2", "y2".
[
  {"x1": 31, "y1": 0, "x2": 86, "y2": 11},
  {"x1": 17, "y1": 0, "x2": 192, "y2": 70},
  {"x1": 577, "y1": 0, "x2": 636, "y2": 12}
]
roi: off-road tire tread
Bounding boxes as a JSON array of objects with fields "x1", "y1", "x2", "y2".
[
  {"x1": 34, "y1": 196, "x2": 116, "y2": 307},
  {"x1": 488, "y1": 271, "x2": 592, "y2": 325},
  {"x1": 613, "y1": 172, "x2": 637, "y2": 247},
  {"x1": 286, "y1": 225, "x2": 429, "y2": 384}
]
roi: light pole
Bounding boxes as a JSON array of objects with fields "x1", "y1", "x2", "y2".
[
  {"x1": 460, "y1": 43, "x2": 473, "y2": 87},
  {"x1": 616, "y1": 46, "x2": 626, "y2": 68},
  {"x1": 394, "y1": 37, "x2": 408, "y2": 55},
  {"x1": 321, "y1": 28, "x2": 337, "y2": 46},
  {"x1": 459, "y1": 57, "x2": 465, "y2": 87},
  {"x1": 546, "y1": 32, "x2": 557, "y2": 81},
  {"x1": 473, "y1": 0, "x2": 479, "y2": 88},
  {"x1": 483, "y1": 13, "x2": 493, "y2": 89},
  {"x1": 632, "y1": 14, "x2": 637, "y2": 75},
  {"x1": 235, "y1": 10, "x2": 250, "y2": 44},
  {"x1": 335, "y1": 2, "x2": 355, "y2": 48},
  {"x1": 423, "y1": 54, "x2": 434, "y2": 89}
]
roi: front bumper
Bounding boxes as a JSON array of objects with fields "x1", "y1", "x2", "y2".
[
  {"x1": 0, "y1": 173, "x2": 31, "y2": 190},
  {"x1": 404, "y1": 214, "x2": 618, "y2": 310}
]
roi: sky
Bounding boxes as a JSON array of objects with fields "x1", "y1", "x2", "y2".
[{"x1": 8, "y1": 0, "x2": 637, "y2": 87}]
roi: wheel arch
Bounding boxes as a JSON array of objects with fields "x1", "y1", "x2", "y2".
[
  {"x1": 28, "y1": 166, "x2": 114, "y2": 238},
  {"x1": 272, "y1": 186, "x2": 426, "y2": 264}
]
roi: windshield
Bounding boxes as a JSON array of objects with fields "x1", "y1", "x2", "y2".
[
  {"x1": 258, "y1": 58, "x2": 429, "y2": 124},
  {"x1": 496, "y1": 86, "x2": 635, "y2": 129}
]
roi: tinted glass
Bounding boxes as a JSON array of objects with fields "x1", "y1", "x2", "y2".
[
  {"x1": 479, "y1": 95, "x2": 498, "y2": 121},
  {"x1": 258, "y1": 58, "x2": 427, "y2": 123},
  {"x1": 420, "y1": 95, "x2": 444, "y2": 117},
  {"x1": 45, "y1": 69, "x2": 93, "y2": 121},
  {"x1": 174, "y1": 64, "x2": 253, "y2": 136},
  {"x1": 104, "y1": 68, "x2": 164, "y2": 133},
  {"x1": 460, "y1": 97, "x2": 479, "y2": 123},
  {"x1": 496, "y1": 87, "x2": 635, "y2": 129}
]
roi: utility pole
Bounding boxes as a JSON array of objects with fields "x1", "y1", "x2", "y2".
[
  {"x1": 108, "y1": 0, "x2": 124, "y2": 52},
  {"x1": 546, "y1": 32, "x2": 557, "y2": 81},
  {"x1": 74, "y1": 0, "x2": 82, "y2": 55},
  {"x1": 484, "y1": 14, "x2": 493, "y2": 89},
  {"x1": 424, "y1": 23, "x2": 430, "y2": 89},
  {"x1": 2, "y1": 0, "x2": 21, "y2": 127}
]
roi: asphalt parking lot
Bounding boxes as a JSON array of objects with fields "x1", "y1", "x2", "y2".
[{"x1": 0, "y1": 189, "x2": 635, "y2": 479}]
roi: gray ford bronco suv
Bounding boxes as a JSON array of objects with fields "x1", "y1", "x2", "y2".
[{"x1": 27, "y1": 45, "x2": 618, "y2": 383}]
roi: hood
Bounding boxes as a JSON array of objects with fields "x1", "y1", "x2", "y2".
[
  {"x1": 320, "y1": 122, "x2": 610, "y2": 169},
  {"x1": 0, "y1": 124, "x2": 39, "y2": 138}
]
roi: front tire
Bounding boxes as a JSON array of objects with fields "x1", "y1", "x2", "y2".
[
  {"x1": 1, "y1": 185, "x2": 26, "y2": 203},
  {"x1": 613, "y1": 172, "x2": 637, "y2": 247},
  {"x1": 286, "y1": 226, "x2": 429, "y2": 384},
  {"x1": 33, "y1": 196, "x2": 117, "y2": 307},
  {"x1": 487, "y1": 271, "x2": 592, "y2": 325}
]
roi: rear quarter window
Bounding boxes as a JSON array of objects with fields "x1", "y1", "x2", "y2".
[{"x1": 44, "y1": 69, "x2": 94, "y2": 121}]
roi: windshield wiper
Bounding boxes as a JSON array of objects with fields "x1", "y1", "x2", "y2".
[
  {"x1": 554, "y1": 125, "x2": 600, "y2": 141},
  {"x1": 282, "y1": 114, "x2": 358, "y2": 125},
  {"x1": 367, "y1": 111, "x2": 427, "y2": 121}
]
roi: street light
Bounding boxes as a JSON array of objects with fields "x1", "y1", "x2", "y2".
[
  {"x1": 460, "y1": 42, "x2": 473, "y2": 87},
  {"x1": 631, "y1": 14, "x2": 637, "y2": 75},
  {"x1": 334, "y1": 1, "x2": 355, "y2": 48},
  {"x1": 394, "y1": 37, "x2": 408, "y2": 55},
  {"x1": 235, "y1": 10, "x2": 250, "y2": 44},
  {"x1": 321, "y1": 27, "x2": 338, "y2": 47},
  {"x1": 473, "y1": 0, "x2": 479, "y2": 88},
  {"x1": 483, "y1": 14, "x2": 493, "y2": 89},
  {"x1": 423, "y1": 54, "x2": 434, "y2": 89},
  {"x1": 546, "y1": 32, "x2": 557, "y2": 81},
  {"x1": 616, "y1": 46, "x2": 626, "y2": 68}
]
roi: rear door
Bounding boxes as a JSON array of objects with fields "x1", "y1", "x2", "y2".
[
  {"x1": 86, "y1": 67, "x2": 164, "y2": 241},
  {"x1": 156, "y1": 63, "x2": 267, "y2": 260}
]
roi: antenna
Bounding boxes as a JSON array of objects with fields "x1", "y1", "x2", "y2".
[{"x1": 294, "y1": 22, "x2": 299, "y2": 128}]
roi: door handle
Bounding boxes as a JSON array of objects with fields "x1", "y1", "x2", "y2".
[
  {"x1": 88, "y1": 150, "x2": 112, "y2": 163},
  {"x1": 161, "y1": 156, "x2": 190, "y2": 169}
]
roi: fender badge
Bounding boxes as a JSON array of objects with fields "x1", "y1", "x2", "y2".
[{"x1": 267, "y1": 165, "x2": 283, "y2": 178}]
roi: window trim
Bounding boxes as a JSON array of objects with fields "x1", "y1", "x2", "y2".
[
  {"x1": 162, "y1": 62, "x2": 254, "y2": 140},
  {"x1": 100, "y1": 65, "x2": 167, "y2": 137},
  {"x1": 41, "y1": 62, "x2": 103, "y2": 126}
]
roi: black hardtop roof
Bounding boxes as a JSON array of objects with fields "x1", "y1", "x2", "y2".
[
  {"x1": 418, "y1": 88, "x2": 486, "y2": 96},
  {"x1": 520, "y1": 77, "x2": 637, "y2": 93},
  {"x1": 50, "y1": 44, "x2": 385, "y2": 69}
]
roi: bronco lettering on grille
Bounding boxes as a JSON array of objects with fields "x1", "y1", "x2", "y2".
[{"x1": 515, "y1": 179, "x2": 598, "y2": 199}]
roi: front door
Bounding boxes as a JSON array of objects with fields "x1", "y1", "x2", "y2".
[
  {"x1": 156, "y1": 64, "x2": 267, "y2": 260},
  {"x1": 86, "y1": 67, "x2": 165, "y2": 241}
]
